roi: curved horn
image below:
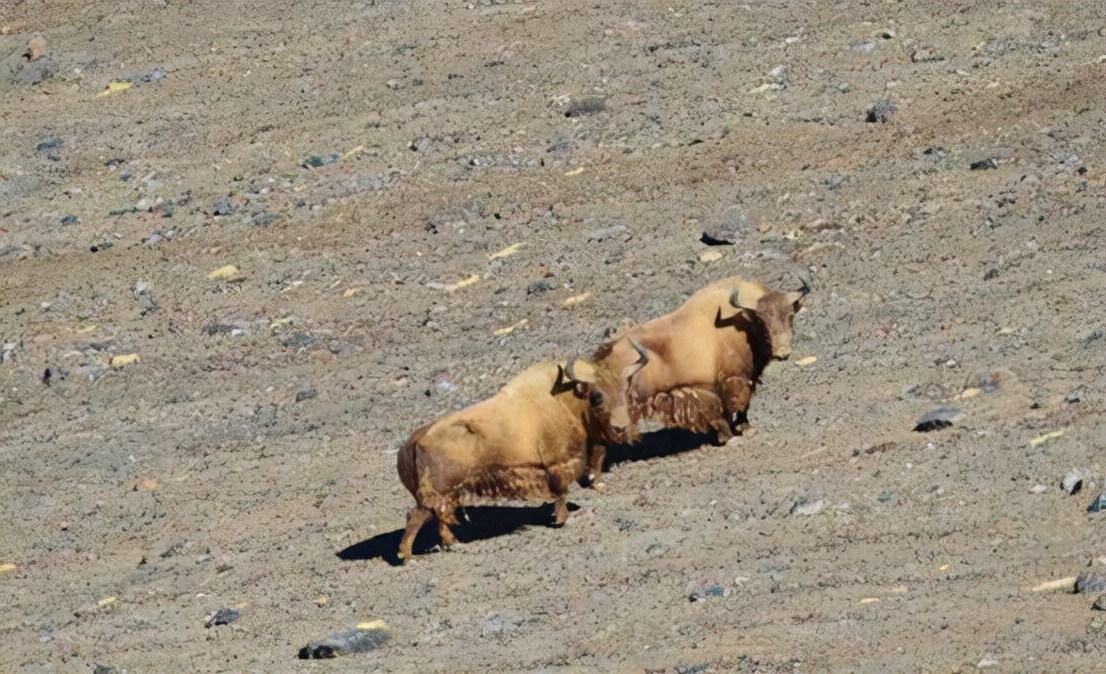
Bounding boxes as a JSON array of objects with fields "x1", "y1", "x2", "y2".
[
  {"x1": 564, "y1": 356, "x2": 580, "y2": 383},
  {"x1": 730, "y1": 287, "x2": 758, "y2": 311},
  {"x1": 622, "y1": 338, "x2": 649, "y2": 380}
]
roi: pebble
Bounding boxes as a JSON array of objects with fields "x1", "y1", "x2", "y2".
[
  {"x1": 211, "y1": 196, "x2": 235, "y2": 216},
  {"x1": 790, "y1": 492, "x2": 826, "y2": 516},
  {"x1": 25, "y1": 36, "x2": 49, "y2": 61},
  {"x1": 303, "y1": 153, "x2": 340, "y2": 168},
  {"x1": 913, "y1": 407, "x2": 959, "y2": 432},
  {"x1": 299, "y1": 622, "x2": 390, "y2": 659},
  {"x1": 1062, "y1": 469, "x2": 1088, "y2": 495},
  {"x1": 689, "y1": 585, "x2": 728, "y2": 602},
  {"x1": 1088, "y1": 492, "x2": 1106, "y2": 513},
  {"x1": 295, "y1": 388, "x2": 318, "y2": 402},
  {"x1": 1093, "y1": 595, "x2": 1106, "y2": 611},
  {"x1": 282, "y1": 332, "x2": 318, "y2": 349},
  {"x1": 698, "y1": 250, "x2": 723, "y2": 263},
  {"x1": 204, "y1": 607, "x2": 240, "y2": 628},
  {"x1": 1075, "y1": 571, "x2": 1106, "y2": 594},
  {"x1": 866, "y1": 98, "x2": 896, "y2": 123}
]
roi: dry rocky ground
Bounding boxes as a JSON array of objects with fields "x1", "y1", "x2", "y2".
[{"x1": 1, "y1": 1, "x2": 1104, "y2": 672}]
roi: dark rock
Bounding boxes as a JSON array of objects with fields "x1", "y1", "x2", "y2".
[
  {"x1": 689, "y1": 585, "x2": 727, "y2": 602},
  {"x1": 282, "y1": 332, "x2": 318, "y2": 349},
  {"x1": 299, "y1": 624, "x2": 391, "y2": 659},
  {"x1": 1063, "y1": 470, "x2": 1088, "y2": 496},
  {"x1": 587, "y1": 224, "x2": 626, "y2": 242},
  {"x1": 564, "y1": 97, "x2": 605, "y2": 117},
  {"x1": 526, "y1": 279, "x2": 554, "y2": 296},
  {"x1": 34, "y1": 136, "x2": 62, "y2": 159},
  {"x1": 914, "y1": 407, "x2": 959, "y2": 432},
  {"x1": 866, "y1": 98, "x2": 896, "y2": 123},
  {"x1": 252, "y1": 210, "x2": 277, "y2": 226},
  {"x1": 205, "y1": 607, "x2": 240, "y2": 628},
  {"x1": 303, "y1": 153, "x2": 340, "y2": 168},
  {"x1": 1093, "y1": 595, "x2": 1106, "y2": 611},
  {"x1": 1088, "y1": 492, "x2": 1106, "y2": 513},
  {"x1": 211, "y1": 197, "x2": 235, "y2": 216},
  {"x1": 295, "y1": 388, "x2": 318, "y2": 403},
  {"x1": 60, "y1": 214, "x2": 79, "y2": 226},
  {"x1": 970, "y1": 158, "x2": 999, "y2": 171},
  {"x1": 1075, "y1": 571, "x2": 1106, "y2": 594}
]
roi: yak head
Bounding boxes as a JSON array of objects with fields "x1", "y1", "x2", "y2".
[
  {"x1": 553, "y1": 339, "x2": 649, "y2": 442},
  {"x1": 729, "y1": 279, "x2": 809, "y2": 360}
]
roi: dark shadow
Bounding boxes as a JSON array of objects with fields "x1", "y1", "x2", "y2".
[
  {"x1": 604, "y1": 427, "x2": 719, "y2": 469},
  {"x1": 337, "y1": 502, "x2": 579, "y2": 566}
]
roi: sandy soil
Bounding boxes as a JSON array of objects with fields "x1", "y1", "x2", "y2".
[{"x1": 1, "y1": 1, "x2": 1104, "y2": 672}]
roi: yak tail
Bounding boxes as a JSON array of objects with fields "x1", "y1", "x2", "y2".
[{"x1": 396, "y1": 428, "x2": 428, "y2": 498}]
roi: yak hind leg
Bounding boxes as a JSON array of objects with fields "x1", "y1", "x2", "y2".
[
  {"x1": 551, "y1": 494, "x2": 570, "y2": 527},
  {"x1": 547, "y1": 471, "x2": 571, "y2": 527},
  {"x1": 436, "y1": 506, "x2": 459, "y2": 550},
  {"x1": 398, "y1": 506, "x2": 434, "y2": 563}
]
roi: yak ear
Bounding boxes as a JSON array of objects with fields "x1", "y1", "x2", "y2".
[
  {"x1": 570, "y1": 359, "x2": 598, "y2": 385},
  {"x1": 730, "y1": 287, "x2": 759, "y2": 312},
  {"x1": 785, "y1": 290, "x2": 804, "y2": 310}
]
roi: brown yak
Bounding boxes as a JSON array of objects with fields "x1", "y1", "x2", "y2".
[
  {"x1": 396, "y1": 345, "x2": 647, "y2": 562},
  {"x1": 586, "y1": 276, "x2": 807, "y2": 485}
]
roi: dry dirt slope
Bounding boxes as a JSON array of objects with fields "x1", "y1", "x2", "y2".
[{"x1": 1, "y1": 1, "x2": 1104, "y2": 672}]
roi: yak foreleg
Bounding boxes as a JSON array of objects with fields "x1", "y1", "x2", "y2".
[{"x1": 580, "y1": 442, "x2": 608, "y2": 491}]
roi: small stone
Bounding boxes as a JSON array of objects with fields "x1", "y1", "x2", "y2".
[
  {"x1": 204, "y1": 607, "x2": 240, "y2": 628},
  {"x1": 60, "y1": 214, "x2": 79, "y2": 226},
  {"x1": 698, "y1": 250, "x2": 723, "y2": 263},
  {"x1": 866, "y1": 98, "x2": 897, "y2": 123},
  {"x1": 970, "y1": 158, "x2": 999, "y2": 171},
  {"x1": 790, "y1": 492, "x2": 826, "y2": 516},
  {"x1": 302, "y1": 153, "x2": 340, "y2": 168},
  {"x1": 913, "y1": 407, "x2": 959, "y2": 432},
  {"x1": 526, "y1": 279, "x2": 554, "y2": 295},
  {"x1": 299, "y1": 622, "x2": 391, "y2": 659},
  {"x1": 25, "y1": 35, "x2": 49, "y2": 61},
  {"x1": 1062, "y1": 469, "x2": 1089, "y2": 495},
  {"x1": 1065, "y1": 392, "x2": 1082, "y2": 404},
  {"x1": 1075, "y1": 571, "x2": 1106, "y2": 594},
  {"x1": 911, "y1": 46, "x2": 942, "y2": 62},
  {"x1": 282, "y1": 332, "x2": 318, "y2": 349},
  {"x1": 689, "y1": 585, "x2": 728, "y2": 602},
  {"x1": 1092, "y1": 595, "x2": 1106, "y2": 611},
  {"x1": 211, "y1": 197, "x2": 235, "y2": 216},
  {"x1": 1088, "y1": 492, "x2": 1106, "y2": 513},
  {"x1": 564, "y1": 97, "x2": 605, "y2": 117},
  {"x1": 295, "y1": 388, "x2": 318, "y2": 403}
]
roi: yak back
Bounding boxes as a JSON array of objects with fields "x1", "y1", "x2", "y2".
[
  {"x1": 400, "y1": 362, "x2": 590, "y2": 499},
  {"x1": 594, "y1": 281, "x2": 772, "y2": 399}
]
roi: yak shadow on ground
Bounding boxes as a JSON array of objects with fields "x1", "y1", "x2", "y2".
[
  {"x1": 338, "y1": 502, "x2": 578, "y2": 566},
  {"x1": 603, "y1": 427, "x2": 719, "y2": 470}
]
